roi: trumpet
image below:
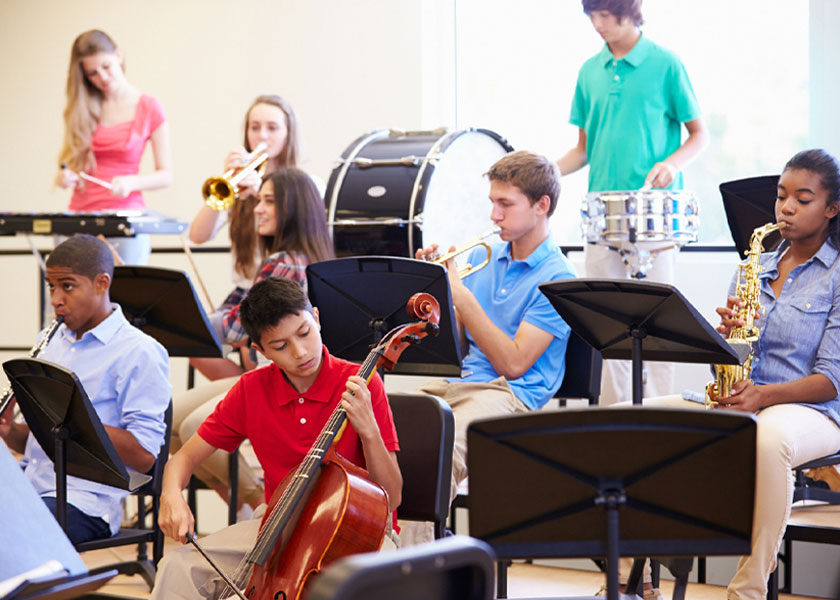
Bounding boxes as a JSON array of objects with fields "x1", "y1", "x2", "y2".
[
  {"x1": 0, "y1": 317, "x2": 63, "y2": 417},
  {"x1": 425, "y1": 227, "x2": 500, "y2": 278},
  {"x1": 202, "y1": 142, "x2": 269, "y2": 211}
]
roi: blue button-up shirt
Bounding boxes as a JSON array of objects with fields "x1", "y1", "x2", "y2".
[
  {"x1": 725, "y1": 240, "x2": 840, "y2": 426},
  {"x1": 454, "y1": 235, "x2": 577, "y2": 410},
  {"x1": 21, "y1": 305, "x2": 171, "y2": 534}
]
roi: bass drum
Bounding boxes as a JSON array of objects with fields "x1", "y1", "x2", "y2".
[{"x1": 326, "y1": 128, "x2": 513, "y2": 257}]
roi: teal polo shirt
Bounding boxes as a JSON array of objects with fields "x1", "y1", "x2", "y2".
[
  {"x1": 570, "y1": 34, "x2": 701, "y2": 192},
  {"x1": 453, "y1": 235, "x2": 577, "y2": 410}
]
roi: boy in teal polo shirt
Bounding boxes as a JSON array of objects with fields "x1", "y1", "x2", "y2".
[
  {"x1": 557, "y1": 1, "x2": 708, "y2": 598},
  {"x1": 557, "y1": 0, "x2": 709, "y2": 408},
  {"x1": 558, "y1": 0, "x2": 707, "y2": 191}
]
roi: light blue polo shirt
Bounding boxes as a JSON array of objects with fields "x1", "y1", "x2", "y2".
[
  {"x1": 21, "y1": 305, "x2": 171, "y2": 535},
  {"x1": 455, "y1": 235, "x2": 576, "y2": 409},
  {"x1": 570, "y1": 34, "x2": 701, "y2": 192}
]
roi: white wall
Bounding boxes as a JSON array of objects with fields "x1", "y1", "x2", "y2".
[{"x1": 810, "y1": 0, "x2": 840, "y2": 156}]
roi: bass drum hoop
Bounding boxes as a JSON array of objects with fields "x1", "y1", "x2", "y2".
[{"x1": 408, "y1": 128, "x2": 513, "y2": 254}]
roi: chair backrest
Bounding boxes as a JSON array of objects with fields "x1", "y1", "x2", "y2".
[
  {"x1": 719, "y1": 175, "x2": 781, "y2": 257},
  {"x1": 389, "y1": 392, "x2": 454, "y2": 538},
  {"x1": 555, "y1": 331, "x2": 602, "y2": 405},
  {"x1": 306, "y1": 535, "x2": 495, "y2": 600}
]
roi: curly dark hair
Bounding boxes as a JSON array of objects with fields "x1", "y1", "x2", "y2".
[{"x1": 47, "y1": 234, "x2": 114, "y2": 281}]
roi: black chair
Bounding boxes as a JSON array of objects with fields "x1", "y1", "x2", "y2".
[
  {"x1": 764, "y1": 451, "x2": 840, "y2": 600},
  {"x1": 450, "y1": 332, "x2": 603, "y2": 530},
  {"x1": 74, "y1": 400, "x2": 173, "y2": 590},
  {"x1": 553, "y1": 331, "x2": 603, "y2": 407},
  {"x1": 390, "y1": 391, "x2": 455, "y2": 540},
  {"x1": 305, "y1": 535, "x2": 495, "y2": 600},
  {"x1": 793, "y1": 452, "x2": 840, "y2": 504}
]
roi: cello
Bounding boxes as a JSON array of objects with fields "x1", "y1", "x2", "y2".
[{"x1": 207, "y1": 292, "x2": 440, "y2": 600}]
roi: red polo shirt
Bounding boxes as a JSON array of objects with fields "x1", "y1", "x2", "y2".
[{"x1": 198, "y1": 345, "x2": 399, "y2": 503}]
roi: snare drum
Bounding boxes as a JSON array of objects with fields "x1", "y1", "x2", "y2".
[
  {"x1": 581, "y1": 190, "x2": 699, "y2": 245},
  {"x1": 326, "y1": 128, "x2": 513, "y2": 257}
]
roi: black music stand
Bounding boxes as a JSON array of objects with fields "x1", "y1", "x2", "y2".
[
  {"x1": 467, "y1": 408, "x2": 756, "y2": 600},
  {"x1": 2, "y1": 357, "x2": 150, "y2": 534},
  {"x1": 110, "y1": 265, "x2": 222, "y2": 357},
  {"x1": 307, "y1": 257, "x2": 461, "y2": 376},
  {"x1": 539, "y1": 279, "x2": 743, "y2": 405},
  {"x1": 719, "y1": 175, "x2": 781, "y2": 257}
]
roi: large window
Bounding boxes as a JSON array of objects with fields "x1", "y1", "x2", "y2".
[{"x1": 454, "y1": 0, "x2": 809, "y2": 245}]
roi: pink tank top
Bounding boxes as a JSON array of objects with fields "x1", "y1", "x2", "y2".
[{"x1": 69, "y1": 94, "x2": 166, "y2": 212}]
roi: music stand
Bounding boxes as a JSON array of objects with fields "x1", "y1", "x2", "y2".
[
  {"x1": 109, "y1": 265, "x2": 222, "y2": 357},
  {"x1": 2, "y1": 357, "x2": 150, "y2": 534},
  {"x1": 467, "y1": 408, "x2": 756, "y2": 600},
  {"x1": 539, "y1": 279, "x2": 743, "y2": 405},
  {"x1": 1, "y1": 570, "x2": 117, "y2": 600},
  {"x1": 307, "y1": 257, "x2": 461, "y2": 376},
  {"x1": 719, "y1": 175, "x2": 781, "y2": 257}
]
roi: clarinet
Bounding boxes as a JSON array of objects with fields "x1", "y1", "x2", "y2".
[{"x1": 0, "y1": 316, "x2": 64, "y2": 416}]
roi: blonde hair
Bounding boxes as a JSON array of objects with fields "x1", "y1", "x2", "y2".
[
  {"x1": 230, "y1": 95, "x2": 302, "y2": 280},
  {"x1": 57, "y1": 30, "x2": 119, "y2": 172}
]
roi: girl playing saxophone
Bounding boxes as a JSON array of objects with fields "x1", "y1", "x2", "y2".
[{"x1": 641, "y1": 149, "x2": 840, "y2": 600}]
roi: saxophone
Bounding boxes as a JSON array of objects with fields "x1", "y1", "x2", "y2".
[
  {"x1": 705, "y1": 222, "x2": 780, "y2": 407},
  {"x1": 0, "y1": 317, "x2": 64, "y2": 416}
]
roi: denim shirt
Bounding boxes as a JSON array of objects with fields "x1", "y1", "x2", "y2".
[{"x1": 730, "y1": 239, "x2": 840, "y2": 426}]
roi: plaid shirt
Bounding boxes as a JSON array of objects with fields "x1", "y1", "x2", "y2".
[{"x1": 221, "y1": 251, "x2": 309, "y2": 343}]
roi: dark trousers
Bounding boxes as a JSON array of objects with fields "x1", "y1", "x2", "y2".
[{"x1": 42, "y1": 496, "x2": 112, "y2": 544}]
